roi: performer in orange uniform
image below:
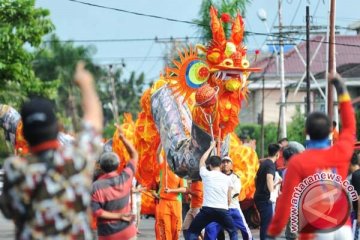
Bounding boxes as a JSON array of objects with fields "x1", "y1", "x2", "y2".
[
  {"x1": 183, "y1": 180, "x2": 204, "y2": 240},
  {"x1": 267, "y1": 74, "x2": 356, "y2": 239},
  {"x1": 157, "y1": 144, "x2": 187, "y2": 240}
]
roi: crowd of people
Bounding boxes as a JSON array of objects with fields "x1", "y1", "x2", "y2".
[{"x1": 0, "y1": 62, "x2": 358, "y2": 240}]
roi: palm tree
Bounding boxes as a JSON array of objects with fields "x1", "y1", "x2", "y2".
[{"x1": 193, "y1": 0, "x2": 250, "y2": 42}]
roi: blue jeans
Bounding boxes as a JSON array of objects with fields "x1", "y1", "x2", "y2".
[
  {"x1": 255, "y1": 200, "x2": 273, "y2": 240},
  {"x1": 187, "y1": 207, "x2": 238, "y2": 240},
  {"x1": 204, "y1": 208, "x2": 253, "y2": 240}
]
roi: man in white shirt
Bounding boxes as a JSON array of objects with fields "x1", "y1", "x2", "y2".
[
  {"x1": 204, "y1": 156, "x2": 253, "y2": 240},
  {"x1": 187, "y1": 142, "x2": 238, "y2": 240}
]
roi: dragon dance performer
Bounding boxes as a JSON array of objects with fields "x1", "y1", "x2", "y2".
[{"x1": 156, "y1": 144, "x2": 187, "y2": 240}]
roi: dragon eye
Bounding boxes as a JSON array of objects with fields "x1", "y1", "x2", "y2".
[{"x1": 185, "y1": 60, "x2": 210, "y2": 88}]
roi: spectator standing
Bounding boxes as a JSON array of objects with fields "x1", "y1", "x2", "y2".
[
  {"x1": 267, "y1": 74, "x2": 356, "y2": 239},
  {"x1": 132, "y1": 179, "x2": 144, "y2": 234},
  {"x1": 281, "y1": 144, "x2": 305, "y2": 240},
  {"x1": 0, "y1": 62, "x2": 103, "y2": 239},
  {"x1": 187, "y1": 142, "x2": 238, "y2": 240},
  {"x1": 204, "y1": 156, "x2": 253, "y2": 240},
  {"x1": 91, "y1": 123, "x2": 138, "y2": 240},
  {"x1": 276, "y1": 138, "x2": 289, "y2": 177},
  {"x1": 350, "y1": 153, "x2": 360, "y2": 239},
  {"x1": 156, "y1": 144, "x2": 187, "y2": 240},
  {"x1": 254, "y1": 143, "x2": 281, "y2": 240}
]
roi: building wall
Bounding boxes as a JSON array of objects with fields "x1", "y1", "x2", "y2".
[{"x1": 240, "y1": 89, "x2": 307, "y2": 124}]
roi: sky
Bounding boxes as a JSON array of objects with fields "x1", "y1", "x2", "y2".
[{"x1": 35, "y1": 0, "x2": 360, "y2": 83}]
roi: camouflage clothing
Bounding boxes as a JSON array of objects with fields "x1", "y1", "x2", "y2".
[{"x1": 0, "y1": 122, "x2": 102, "y2": 240}]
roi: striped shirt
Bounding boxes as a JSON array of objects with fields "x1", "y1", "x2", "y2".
[{"x1": 91, "y1": 158, "x2": 136, "y2": 240}]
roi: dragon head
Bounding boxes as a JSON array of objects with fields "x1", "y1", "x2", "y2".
[
  {"x1": 164, "y1": 6, "x2": 260, "y2": 138},
  {"x1": 199, "y1": 6, "x2": 259, "y2": 94}
]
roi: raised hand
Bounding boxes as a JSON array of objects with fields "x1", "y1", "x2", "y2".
[{"x1": 74, "y1": 61, "x2": 94, "y2": 87}]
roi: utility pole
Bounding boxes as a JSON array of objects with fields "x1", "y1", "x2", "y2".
[
  {"x1": 306, "y1": 6, "x2": 311, "y2": 115},
  {"x1": 327, "y1": 0, "x2": 336, "y2": 124},
  {"x1": 109, "y1": 65, "x2": 119, "y2": 123},
  {"x1": 261, "y1": 75, "x2": 265, "y2": 158},
  {"x1": 279, "y1": 0, "x2": 287, "y2": 138}
]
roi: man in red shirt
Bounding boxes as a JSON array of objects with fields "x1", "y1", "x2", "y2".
[{"x1": 267, "y1": 74, "x2": 356, "y2": 239}]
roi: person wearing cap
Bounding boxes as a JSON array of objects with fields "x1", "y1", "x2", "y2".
[
  {"x1": 91, "y1": 123, "x2": 138, "y2": 240},
  {"x1": 0, "y1": 62, "x2": 103, "y2": 239},
  {"x1": 187, "y1": 142, "x2": 238, "y2": 240},
  {"x1": 204, "y1": 156, "x2": 253, "y2": 240}
]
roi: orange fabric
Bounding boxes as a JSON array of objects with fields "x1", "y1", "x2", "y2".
[
  {"x1": 157, "y1": 199, "x2": 182, "y2": 240},
  {"x1": 112, "y1": 113, "x2": 135, "y2": 173},
  {"x1": 90, "y1": 213, "x2": 97, "y2": 230},
  {"x1": 15, "y1": 121, "x2": 29, "y2": 155},
  {"x1": 228, "y1": 133, "x2": 259, "y2": 200},
  {"x1": 134, "y1": 89, "x2": 161, "y2": 187},
  {"x1": 140, "y1": 190, "x2": 157, "y2": 215},
  {"x1": 159, "y1": 161, "x2": 184, "y2": 201},
  {"x1": 190, "y1": 181, "x2": 203, "y2": 208}
]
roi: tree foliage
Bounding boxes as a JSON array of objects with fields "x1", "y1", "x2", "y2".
[
  {"x1": 287, "y1": 106, "x2": 306, "y2": 144},
  {"x1": 34, "y1": 35, "x2": 145, "y2": 132},
  {"x1": 98, "y1": 67, "x2": 145, "y2": 122},
  {"x1": 33, "y1": 34, "x2": 103, "y2": 131},
  {"x1": 193, "y1": 0, "x2": 250, "y2": 42},
  {"x1": 236, "y1": 106, "x2": 307, "y2": 157},
  {"x1": 0, "y1": 0, "x2": 55, "y2": 107}
]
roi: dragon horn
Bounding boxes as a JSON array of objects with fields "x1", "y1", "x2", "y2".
[
  {"x1": 231, "y1": 13, "x2": 245, "y2": 46},
  {"x1": 210, "y1": 6, "x2": 226, "y2": 46}
]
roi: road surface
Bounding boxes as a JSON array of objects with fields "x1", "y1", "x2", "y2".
[{"x1": 0, "y1": 214, "x2": 263, "y2": 239}]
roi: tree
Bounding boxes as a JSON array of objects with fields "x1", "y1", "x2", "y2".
[
  {"x1": 98, "y1": 66, "x2": 145, "y2": 121},
  {"x1": 0, "y1": 0, "x2": 55, "y2": 107},
  {"x1": 33, "y1": 35, "x2": 103, "y2": 131},
  {"x1": 287, "y1": 106, "x2": 306, "y2": 145},
  {"x1": 193, "y1": 0, "x2": 250, "y2": 42}
]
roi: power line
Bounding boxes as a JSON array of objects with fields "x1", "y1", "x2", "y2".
[
  {"x1": 289, "y1": 0, "x2": 302, "y2": 26},
  {"x1": 44, "y1": 33, "x2": 360, "y2": 48},
  {"x1": 43, "y1": 37, "x2": 203, "y2": 43},
  {"x1": 65, "y1": 1, "x2": 360, "y2": 48},
  {"x1": 68, "y1": 0, "x2": 206, "y2": 26}
]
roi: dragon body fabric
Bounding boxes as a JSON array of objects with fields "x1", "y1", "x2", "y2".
[{"x1": 112, "y1": 7, "x2": 260, "y2": 214}]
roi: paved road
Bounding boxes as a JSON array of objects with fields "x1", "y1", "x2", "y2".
[{"x1": 0, "y1": 215, "x2": 263, "y2": 239}]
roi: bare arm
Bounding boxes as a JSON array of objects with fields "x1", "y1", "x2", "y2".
[
  {"x1": 114, "y1": 124, "x2": 138, "y2": 165},
  {"x1": 165, "y1": 187, "x2": 187, "y2": 194},
  {"x1": 227, "y1": 186, "x2": 233, "y2": 206},
  {"x1": 199, "y1": 141, "x2": 216, "y2": 168},
  {"x1": 74, "y1": 62, "x2": 103, "y2": 133},
  {"x1": 266, "y1": 173, "x2": 274, "y2": 193},
  {"x1": 97, "y1": 210, "x2": 135, "y2": 222}
]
